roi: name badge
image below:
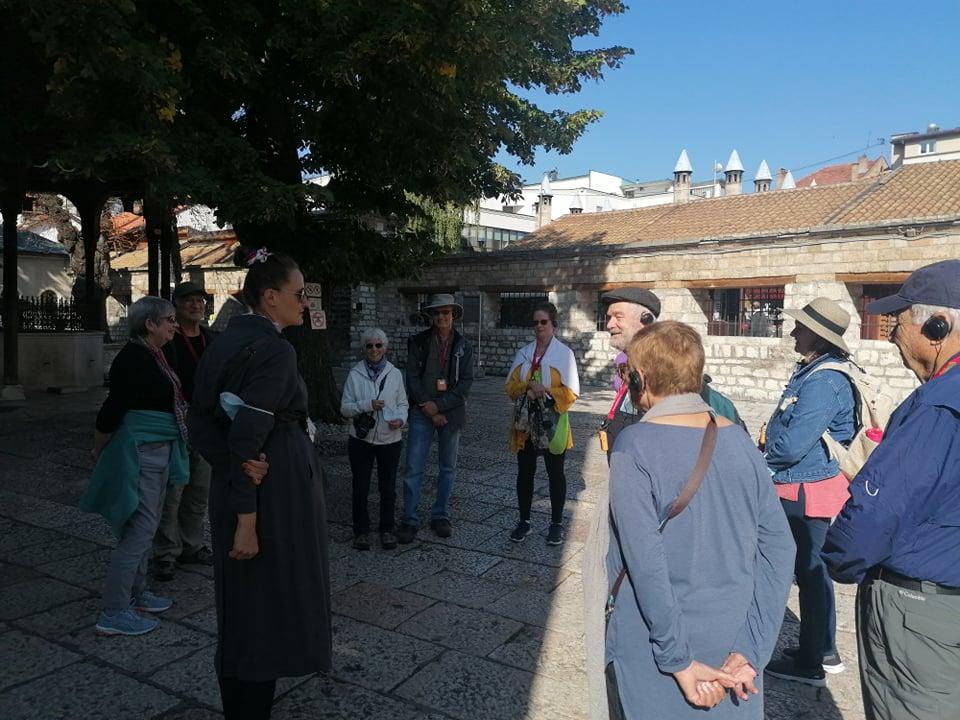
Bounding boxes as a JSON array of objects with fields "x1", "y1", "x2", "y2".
[{"x1": 436, "y1": 378, "x2": 448, "y2": 392}]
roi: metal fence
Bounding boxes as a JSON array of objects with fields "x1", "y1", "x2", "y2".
[{"x1": 0, "y1": 295, "x2": 84, "y2": 332}]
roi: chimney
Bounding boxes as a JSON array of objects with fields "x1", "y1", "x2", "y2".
[
  {"x1": 724, "y1": 150, "x2": 744, "y2": 196},
  {"x1": 780, "y1": 170, "x2": 796, "y2": 190},
  {"x1": 569, "y1": 189, "x2": 584, "y2": 214},
  {"x1": 775, "y1": 167, "x2": 788, "y2": 190},
  {"x1": 673, "y1": 149, "x2": 692, "y2": 204},
  {"x1": 754, "y1": 160, "x2": 772, "y2": 192},
  {"x1": 536, "y1": 173, "x2": 553, "y2": 228}
]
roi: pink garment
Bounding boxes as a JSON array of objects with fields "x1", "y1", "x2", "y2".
[
  {"x1": 775, "y1": 471, "x2": 850, "y2": 519},
  {"x1": 611, "y1": 352, "x2": 628, "y2": 391}
]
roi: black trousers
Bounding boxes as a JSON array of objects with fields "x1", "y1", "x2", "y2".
[
  {"x1": 218, "y1": 676, "x2": 277, "y2": 720},
  {"x1": 605, "y1": 662, "x2": 626, "y2": 720},
  {"x1": 516, "y1": 437, "x2": 566, "y2": 524},
  {"x1": 348, "y1": 436, "x2": 402, "y2": 534}
]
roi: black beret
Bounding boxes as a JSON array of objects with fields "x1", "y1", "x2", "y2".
[{"x1": 600, "y1": 288, "x2": 661, "y2": 318}]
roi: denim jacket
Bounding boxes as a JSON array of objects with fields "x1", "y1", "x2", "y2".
[{"x1": 765, "y1": 353, "x2": 855, "y2": 483}]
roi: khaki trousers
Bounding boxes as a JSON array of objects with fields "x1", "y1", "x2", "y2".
[{"x1": 153, "y1": 446, "x2": 211, "y2": 562}]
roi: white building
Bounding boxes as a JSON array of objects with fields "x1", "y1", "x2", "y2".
[{"x1": 890, "y1": 123, "x2": 960, "y2": 167}]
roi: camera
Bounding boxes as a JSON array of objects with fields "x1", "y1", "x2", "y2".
[{"x1": 353, "y1": 412, "x2": 376, "y2": 439}]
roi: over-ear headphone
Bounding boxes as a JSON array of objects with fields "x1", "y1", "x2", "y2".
[
  {"x1": 628, "y1": 369, "x2": 644, "y2": 402},
  {"x1": 922, "y1": 315, "x2": 951, "y2": 342}
]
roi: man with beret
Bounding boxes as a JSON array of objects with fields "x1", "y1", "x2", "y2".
[
  {"x1": 153, "y1": 282, "x2": 216, "y2": 581},
  {"x1": 823, "y1": 259, "x2": 960, "y2": 720}
]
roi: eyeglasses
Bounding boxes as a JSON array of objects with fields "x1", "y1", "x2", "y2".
[
  {"x1": 276, "y1": 288, "x2": 308, "y2": 301},
  {"x1": 533, "y1": 319, "x2": 551, "y2": 326},
  {"x1": 161, "y1": 315, "x2": 177, "y2": 324},
  {"x1": 366, "y1": 343, "x2": 384, "y2": 349}
]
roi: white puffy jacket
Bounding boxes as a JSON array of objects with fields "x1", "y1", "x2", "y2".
[{"x1": 340, "y1": 361, "x2": 408, "y2": 445}]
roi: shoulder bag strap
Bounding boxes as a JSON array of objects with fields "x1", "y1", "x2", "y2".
[{"x1": 607, "y1": 413, "x2": 718, "y2": 617}]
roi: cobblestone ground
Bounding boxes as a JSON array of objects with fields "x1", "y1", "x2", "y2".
[{"x1": 0, "y1": 377, "x2": 863, "y2": 719}]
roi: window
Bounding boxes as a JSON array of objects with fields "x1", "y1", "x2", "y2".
[
  {"x1": 498, "y1": 292, "x2": 547, "y2": 328},
  {"x1": 707, "y1": 286, "x2": 784, "y2": 337},
  {"x1": 860, "y1": 284, "x2": 899, "y2": 340},
  {"x1": 920, "y1": 141, "x2": 937, "y2": 155},
  {"x1": 461, "y1": 226, "x2": 528, "y2": 251},
  {"x1": 462, "y1": 294, "x2": 480, "y2": 324}
]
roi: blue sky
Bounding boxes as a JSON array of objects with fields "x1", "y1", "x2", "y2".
[{"x1": 499, "y1": 1, "x2": 960, "y2": 186}]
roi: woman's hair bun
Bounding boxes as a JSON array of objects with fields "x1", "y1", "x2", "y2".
[{"x1": 233, "y1": 244, "x2": 253, "y2": 269}]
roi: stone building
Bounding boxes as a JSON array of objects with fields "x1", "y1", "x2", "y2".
[{"x1": 361, "y1": 158, "x2": 960, "y2": 409}]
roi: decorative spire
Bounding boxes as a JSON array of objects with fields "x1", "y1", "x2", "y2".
[
  {"x1": 754, "y1": 160, "x2": 772, "y2": 181},
  {"x1": 780, "y1": 170, "x2": 796, "y2": 190},
  {"x1": 674, "y1": 149, "x2": 693, "y2": 173},
  {"x1": 725, "y1": 150, "x2": 744, "y2": 172},
  {"x1": 540, "y1": 173, "x2": 552, "y2": 196}
]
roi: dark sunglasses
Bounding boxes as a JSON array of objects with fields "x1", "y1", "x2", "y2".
[
  {"x1": 533, "y1": 319, "x2": 551, "y2": 326},
  {"x1": 366, "y1": 342, "x2": 384, "y2": 349}
]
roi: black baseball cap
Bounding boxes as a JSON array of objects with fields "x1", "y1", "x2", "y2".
[
  {"x1": 866, "y1": 260, "x2": 960, "y2": 315},
  {"x1": 172, "y1": 281, "x2": 206, "y2": 300},
  {"x1": 600, "y1": 288, "x2": 661, "y2": 318}
]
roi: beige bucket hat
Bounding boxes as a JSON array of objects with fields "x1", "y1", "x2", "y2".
[{"x1": 783, "y1": 297, "x2": 851, "y2": 354}]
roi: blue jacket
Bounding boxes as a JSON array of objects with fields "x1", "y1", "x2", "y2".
[
  {"x1": 764, "y1": 353, "x2": 855, "y2": 483},
  {"x1": 823, "y1": 364, "x2": 960, "y2": 586}
]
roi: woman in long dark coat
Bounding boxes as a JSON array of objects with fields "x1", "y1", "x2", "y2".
[{"x1": 188, "y1": 245, "x2": 331, "y2": 719}]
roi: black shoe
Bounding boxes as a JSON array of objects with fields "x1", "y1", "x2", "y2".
[
  {"x1": 546, "y1": 523, "x2": 564, "y2": 546},
  {"x1": 430, "y1": 518, "x2": 453, "y2": 538},
  {"x1": 509, "y1": 520, "x2": 532, "y2": 543},
  {"x1": 764, "y1": 658, "x2": 826, "y2": 687},
  {"x1": 352, "y1": 534, "x2": 371, "y2": 551},
  {"x1": 395, "y1": 523, "x2": 418, "y2": 544},
  {"x1": 179, "y1": 547, "x2": 214, "y2": 566},
  {"x1": 380, "y1": 532, "x2": 398, "y2": 550},
  {"x1": 783, "y1": 646, "x2": 845, "y2": 674},
  {"x1": 153, "y1": 559, "x2": 176, "y2": 582}
]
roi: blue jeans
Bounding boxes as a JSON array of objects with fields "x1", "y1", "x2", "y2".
[
  {"x1": 402, "y1": 409, "x2": 461, "y2": 526},
  {"x1": 782, "y1": 485, "x2": 837, "y2": 667}
]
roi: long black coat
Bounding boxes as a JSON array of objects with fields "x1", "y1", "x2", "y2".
[{"x1": 188, "y1": 313, "x2": 331, "y2": 681}]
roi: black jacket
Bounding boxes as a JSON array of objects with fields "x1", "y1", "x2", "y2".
[{"x1": 405, "y1": 328, "x2": 474, "y2": 430}]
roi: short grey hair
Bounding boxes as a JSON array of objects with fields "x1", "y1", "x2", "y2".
[
  {"x1": 128, "y1": 296, "x2": 175, "y2": 339},
  {"x1": 910, "y1": 303, "x2": 960, "y2": 331},
  {"x1": 360, "y1": 327, "x2": 388, "y2": 348}
]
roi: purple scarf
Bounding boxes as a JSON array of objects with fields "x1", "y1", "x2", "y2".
[{"x1": 365, "y1": 357, "x2": 387, "y2": 380}]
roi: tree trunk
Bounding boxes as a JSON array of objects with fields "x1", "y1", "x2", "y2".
[
  {"x1": 74, "y1": 192, "x2": 107, "y2": 331},
  {"x1": 159, "y1": 203, "x2": 174, "y2": 299},
  {"x1": 1, "y1": 191, "x2": 21, "y2": 386},
  {"x1": 144, "y1": 194, "x2": 162, "y2": 296}
]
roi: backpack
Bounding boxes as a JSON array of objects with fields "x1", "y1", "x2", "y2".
[{"x1": 809, "y1": 360, "x2": 897, "y2": 480}]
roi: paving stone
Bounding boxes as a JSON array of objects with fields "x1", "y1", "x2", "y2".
[
  {"x1": 180, "y1": 606, "x2": 218, "y2": 636},
  {"x1": 55, "y1": 514, "x2": 119, "y2": 546},
  {"x1": 483, "y1": 505, "x2": 553, "y2": 531},
  {"x1": 0, "y1": 577, "x2": 89, "y2": 621},
  {"x1": 396, "y1": 543, "x2": 502, "y2": 577},
  {"x1": 488, "y1": 624, "x2": 587, "y2": 684},
  {"x1": 486, "y1": 587, "x2": 584, "y2": 636},
  {"x1": 481, "y1": 558, "x2": 572, "y2": 591},
  {"x1": 160, "y1": 709, "x2": 223, "y2": 720},
  {"x1": 36, "y1": 548, "x2": 112, "y2": 591},
  {"x1": 402, "y1": 570, "x2": 513, "y2": 609},
  {"x1": 14, "y1": 597, "x2": 102, "y2": 639},
  {"x1": 331, "y1": 614, "x2": 442, "y2": 692},
  {"x1": 65, "y1": 617, "x2": 214, "y2": 675},
  {"x1": 153, "y1": 566, "x2": 216, "y2": 620},
  {"x1": 0, "y1": 534, "x2": 101, "y2": 567},
  {"x1": 332, "y1": 581, "x2": 435, "y2": 630},
  {"x1": 0, "y1": 519, "x2": 66, "y2": 554},
  {"x1": 273, "y1": 674, "x2": 421, "y2": 720},
  {"x1": 446, "y1": 498, "x2": 503, "y2": 523},
  {"x1": 417, "y1": 519, "x2": 500, "y2": 551},
  {"x1": 0, "y1": 628, "x2": 82, "y2": 691},
  {"x1": 329, "y1": 547, "x2": 441, "y2": 594},
  {"x1": 0, "y1": 660, "x2": 179, "y2": 720},
  {"x1": 0, "y1": 491, "x2": 88, "y2": 529},
  {"x1": 476, "y1": 532, "x2": 584, "y2": 568},
  {"x1": 396, "y1": 602, "x2": 523, "y2": 657},
  {"x1": 0, "y1": 561, "x2": 41, "y2": 587},
  {"x1": 395, "y1": 649, "x2": 537, "y2": 720}
]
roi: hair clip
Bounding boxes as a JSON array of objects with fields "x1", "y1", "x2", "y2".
[{"x1": 247, "y1": 247, "x2": 272, "y2": 266}]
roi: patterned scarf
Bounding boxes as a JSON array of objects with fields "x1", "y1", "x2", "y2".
[
  {"x1": 135, "y1": 337, "x2": 190, "y2": 445},
  {"x1": 365, "y1": 357, "x2": 387, "y2": 380}
]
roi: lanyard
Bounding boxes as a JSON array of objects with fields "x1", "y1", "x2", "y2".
[
  {"x1": 606, "y1": 384, "x2": 630, "y2": 420},
  {"x1": 435, "y1": 334, "x2": 449, "y2": 368},
  {"x1": 177, "y1": 329, "x2": 206, "y2": 364},
  {"x1": 531, "y1": 340, "x2": 550, "y2": 374},
  {"x1": 931, "y1": 352, "x2": 960, "y2": 379}
]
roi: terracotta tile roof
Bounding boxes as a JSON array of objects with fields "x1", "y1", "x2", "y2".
[
  {"x1": 110, "y1": 212, "x2": 144, "y2": 235},
  {"x1": 796, "y1": 156, "x2": 886, "y2": 188},
  {"x1": 111, "y1": 231, "x2": 238, "y2": 270},
  {"x1": 509, "y1": 160, "x2": 960, "y2": 252}
]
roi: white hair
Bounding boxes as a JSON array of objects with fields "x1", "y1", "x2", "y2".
[
  {"x1": 910, "y1": 304, "x2": 960, "y2": 331},
  {"x1": 360, "y1": 327, "x2": 388, "y2": 347},
  {"x1": 128, "y1": 296, "x2": 175, "y2": 339}
]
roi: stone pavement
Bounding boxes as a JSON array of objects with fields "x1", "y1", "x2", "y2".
[{"x1": 0, "y1": 377, "x2": 864, "y2": 719}]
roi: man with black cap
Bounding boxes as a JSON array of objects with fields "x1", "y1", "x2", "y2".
[
  {"x1": 599, "y1": 288, "x2": 744, "y2": 455},
  {"x1": 153, "y1": 282, "x2": 216, "y2": 581},
  {"x1": 823, "y1": 259, "x2": 960, "y2": 720}
]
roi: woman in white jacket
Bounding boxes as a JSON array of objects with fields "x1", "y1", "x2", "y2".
[{"x1": 341, "y1": 328, "x2": 409, "y2": 550}]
